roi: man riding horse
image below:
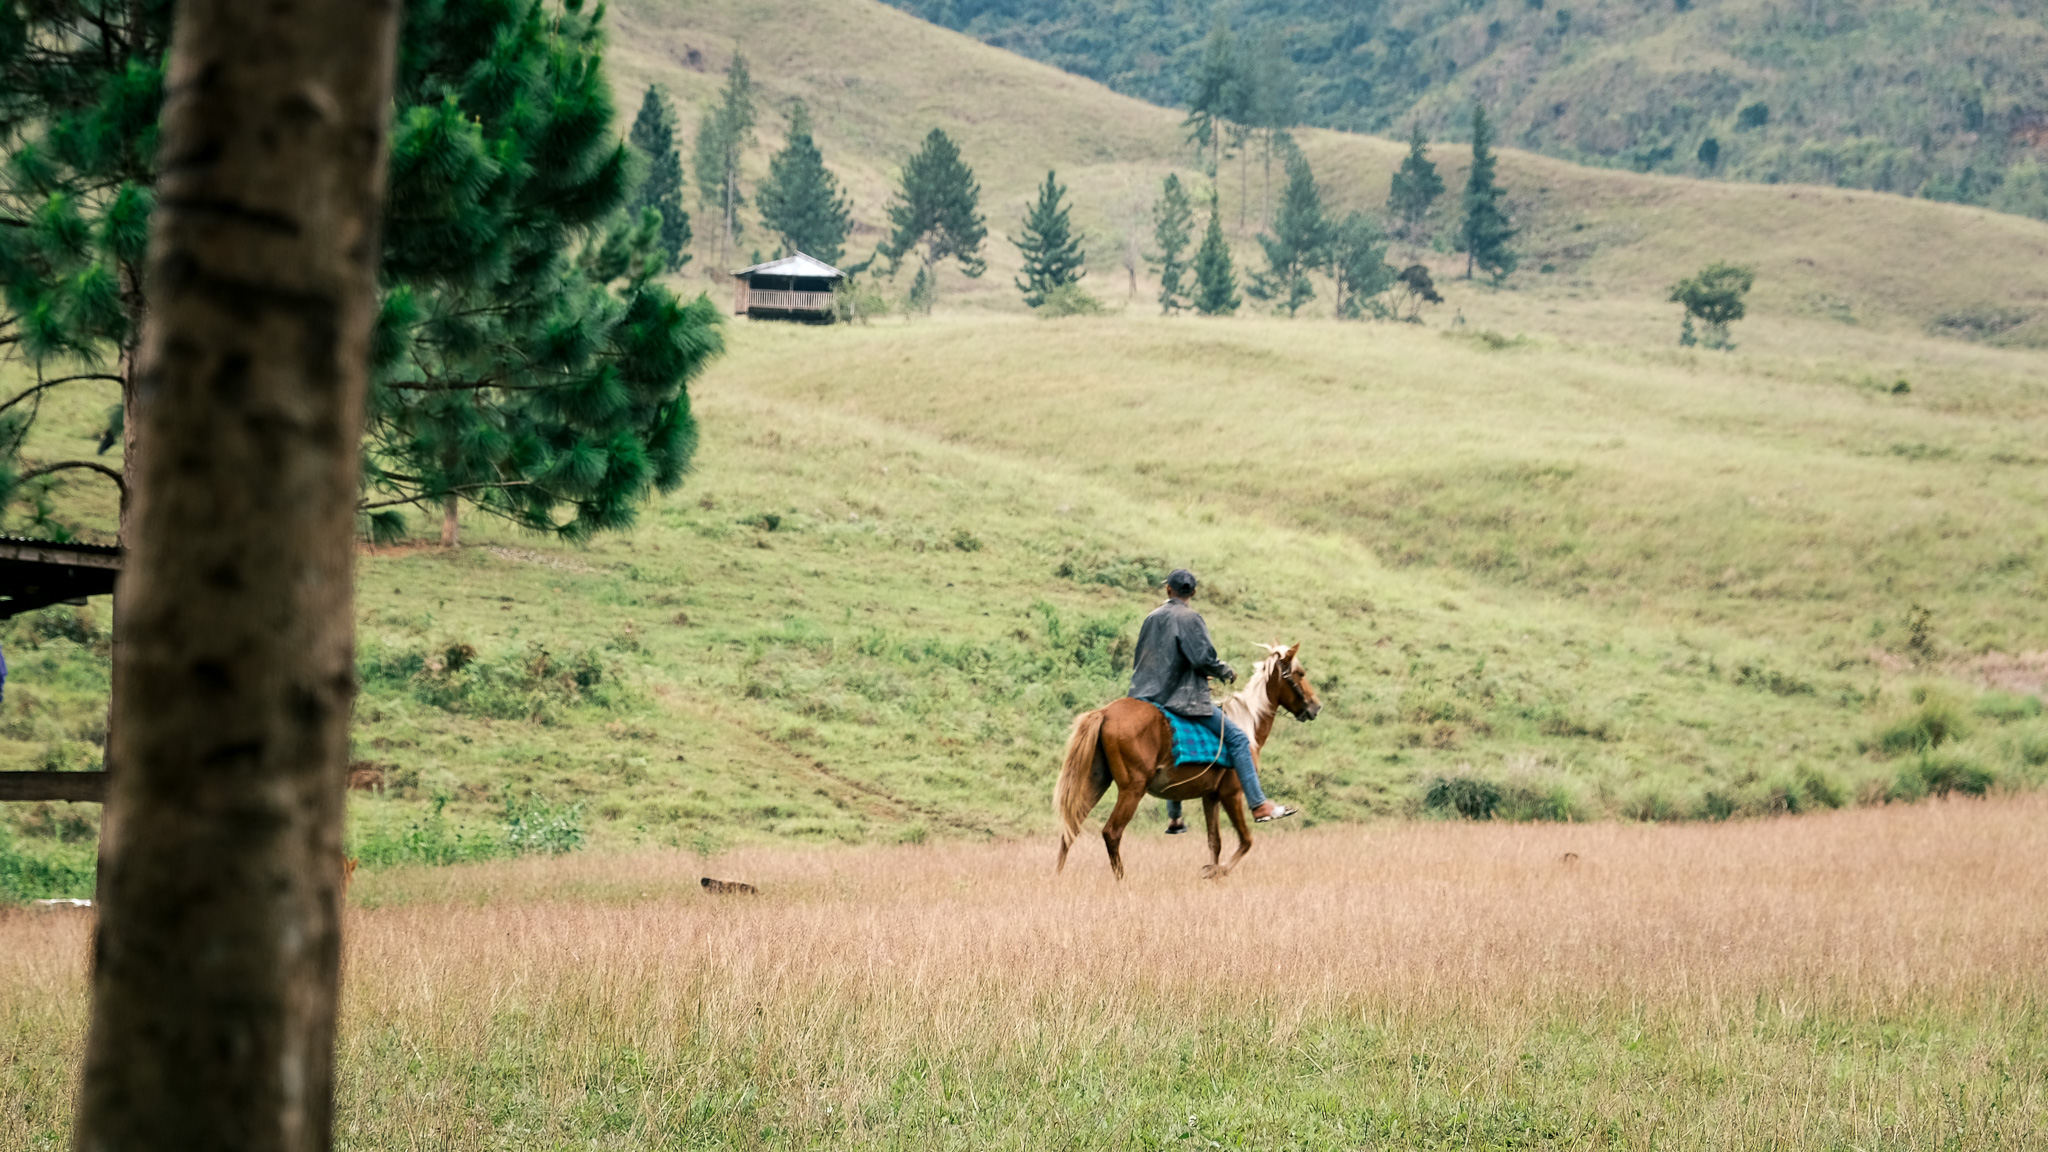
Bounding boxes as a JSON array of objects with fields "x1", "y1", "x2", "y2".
[{"x1": 1130, "y1": 568, "x2": 1298, "y2": 831}]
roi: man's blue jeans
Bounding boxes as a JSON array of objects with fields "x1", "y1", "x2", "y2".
[{"x1": 1165, "y1": 711, "x2": 1265, "y2": 821}]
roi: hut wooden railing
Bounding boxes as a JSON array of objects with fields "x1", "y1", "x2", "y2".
[{"x1": 743, "y1": 287, "x2": 834, "y2": 312}]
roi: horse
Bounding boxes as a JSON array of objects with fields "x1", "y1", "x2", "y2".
[{"x1": 1053, "y1": 643, "x2": 1322, "y2": 880}]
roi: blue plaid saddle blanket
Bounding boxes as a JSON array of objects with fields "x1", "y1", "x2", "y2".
[{"x1": 1143, "y1": 700, "x2": 1224, "y2": 767}]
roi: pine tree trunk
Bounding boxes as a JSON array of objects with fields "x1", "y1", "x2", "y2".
[
  {"x1": 440, "y1": 494, "x2": 459, "y2": 547},
  {"x1": 72, "y1": 2, "x2": 397, "y2": 1151},
  {"x1": 1238, "y1": 138, "x2": 1248, "y2": 232}
]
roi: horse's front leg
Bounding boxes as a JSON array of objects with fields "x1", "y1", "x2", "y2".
[
  {"x1": 1198, "y1": 792, "x2": 1225, "y2": 879},
  {"x1": 1100, "y1": 781, "x2": 1147, "y2": 881}
]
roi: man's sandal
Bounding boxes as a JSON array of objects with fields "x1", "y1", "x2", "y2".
[{"x1": 1254, "y1": 804, "x2": 1300, "y2": 823}]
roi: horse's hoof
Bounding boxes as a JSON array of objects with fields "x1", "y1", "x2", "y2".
[{"x1": 1199, "y1": 864, "x2": 1225, "y2": 880}]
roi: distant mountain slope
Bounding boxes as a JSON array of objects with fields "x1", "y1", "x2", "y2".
[
  {"x1": 610, "y1": 0, "x2": 2048, "y2": 346},
  {"x1": 878, "y1": 0, "x2": 2048, "y2": 221}
]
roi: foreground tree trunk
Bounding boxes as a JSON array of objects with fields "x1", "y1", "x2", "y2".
[{"x1": 73, "y1": 1, "x2": 398, "y2": 1150}]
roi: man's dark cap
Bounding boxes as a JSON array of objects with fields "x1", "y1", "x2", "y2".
[{"x1": 1166, "y1": 568, "x2": 1198, "y2": 594}]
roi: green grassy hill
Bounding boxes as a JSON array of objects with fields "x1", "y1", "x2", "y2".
[
  {"x1": 6, "y1": 0, "x2": 2048, "y2": 895},
  {"x1": 876, "y1": 0, "x2": 2048, "y2": 221},
  {"x1": 614, "y1": 0, "x2": 2048, "y2": 347}
]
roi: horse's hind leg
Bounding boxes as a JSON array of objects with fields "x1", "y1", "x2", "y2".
[
  {"x1": 1100, "y1": 783, "x2": 1146, "y2": 881},
  {"x1": 1199, "y1": 793, "x2": 1225, "y2": 879},
  {"x1": 1210, "y1": 782, "x2": 1254, "y2": 878}
]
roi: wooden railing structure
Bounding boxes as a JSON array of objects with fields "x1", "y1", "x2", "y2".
[
  {"x1": 734, "y1": 284, "x2": 834, "y2": 315},
  {"x1": 0, "y1": 537, "x2": 120, "y2": 803}
]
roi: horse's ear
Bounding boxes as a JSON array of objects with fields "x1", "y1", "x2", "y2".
[{"x1": 1283, "y1": 642, "x2": 1300, "y2": 662}]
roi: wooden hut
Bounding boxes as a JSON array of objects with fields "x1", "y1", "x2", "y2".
[
  {"x1": 731, "y1": 252, "x2": 844, "y2": 323},
  {"x1": 0, "y1": 536, "x2": 119, "y2": 802}
]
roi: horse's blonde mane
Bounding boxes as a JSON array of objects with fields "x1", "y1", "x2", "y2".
[{"x1": 1218, "y1": 642, "x2": 1296, "y2": 746}]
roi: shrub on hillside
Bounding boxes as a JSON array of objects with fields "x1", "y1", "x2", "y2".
[
  {"x1": 1974, "y1": 691, "x2": 2043, "y2": 722},
  {"x1": 1423, "y1": 773, "x2": 1501, "y2": 819},
  {"x1": 1037, "y1": 281, "x2": 1105, "y2": 317},
  {"x1": 1870, "y1": 687, "x2": 1970, "y2": 756},
  {"x1": 1891, "y1": 752, "x2": 1995, "y2": 801},
  {"x1": 359, "y1": 639, "x2": 629, "y2": 723},
  {"x1": 0, "y1": 823, "x2": 96, "y2": 902},
  {"x1": 502, "y1": 794, "x2": 588, "y2": 856}
]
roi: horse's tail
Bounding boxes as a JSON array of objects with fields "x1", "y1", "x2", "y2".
[{"x1": 1054, "y1": 709, "x2": 1112, "y2": 871}]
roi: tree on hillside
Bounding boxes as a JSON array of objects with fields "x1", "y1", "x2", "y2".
[
  {"x1": 1149, "y1": 173, "x2": 1196, "y2": 314},
  {"x1": 1388, "y1": 263, "x2": 1445, "y2": 323},
  {"x1": 693, "y1": 52, "x2": 757, "y2": 268},
  {"x1": 0, "y1": 0, "x2": 725, "y2": 551},
  {"x1": 1460, "y1": 105, "x2": 1518, "y2": 282},
  {"x1": 1328, "y1": 211, "x2": 1397, "y2": 319},
  {"x1": 1669, "y1": 261, "x2": 1753, "y2": 349},
  {"x1": 628, "y1": 86, "x2": 693, "y2": 272},
  {"x1": 1243, "y1": 30, "x2": 1299, "y2": 231},
  {"x1": 1012, "y1": 169, "x2": 1087, "y2": 307},
  {"x1": 758, "y1": 102, "x2": 853, "y2": 264},
  {"x1": 1248, "y1": 140, "x2": 1329, "y2": 316},
  {"x1": 881, "y1": 128, "x2": 987, "y2": 302},
  {"x1": 1386, "y1": 125, "x2": 1446, "y2": 244},
  {"x1": 370, "y1": 1, "x2": 725, "y2": 546},
  {"x1": 1182, "y1": 22, "x2": 1238, "y2": 182},
  {"x1": 71, "y1": 3, "x2": 396, "y2": 1150},
  {"x1": 1192, "y1": 203, "x2": 1241, "y2": 316}
]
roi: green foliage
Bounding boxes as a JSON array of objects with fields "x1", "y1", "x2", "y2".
[
  {"x1": 370, "y1": 0, "x2": 726, "y2": 542},
  {"x1": 693, "y1": 52, "x2": 757, "y2": 258},
  {"x1": 627, "y1": 85, "x2": 693, "y2": 272},
  {"x1": 1036, "y1": 282, "x2": 1105, "y2": 317},
  {"x1": 1872, "y1": 687, "x2": 1970, "y2": 756},
  {"x1": 1148, "y1": 174, "x2": 1195, "y2": 315},
  {"x1": 1011, "y1": 169, "x2": 1087, "y2": 307},
  {"x1": 831, "y1": 277, "x2": 892, "y2": 325},
  {"x1": 1247, "y1": 141, "x2": 1328, "y2": 316},
  {"x1": 1460, "y1": 106, "x2": 1518, "y2": 283},
  {"x1": 348, "y1": 792, "x2": 506, "y2": 868},
  {"x1": 1181, "y1": 22, "x2": 1237, "y2": 177},
  {"x1": 879, "y1": 0, "x2": 2048, "y2": 217},
  {"x1": 1423, "y1": 773, "x2": 1501, "y2": 819},
  {"x1": 1328, "y1": 211, "x2": 1396, "y2": 320},
  {"x1": 1191, "y1": 208, "x2": 1239, "y2": 316},
  {"x1": 882, "y1": 128, "x2": 987, "y2": 286},
  {"x1": 359, "y1": 638, "x2": 631, "y2": 725},
  {"x1": 757, "y1": 102, "x2": 853, "y2": 265},
  {"x1": 1669, "y1": 261, "x2": 1755, "y2": 350},
  {"x1": 501, "y1": 792, "x2": 588, "y2": 856},
  {"x1": 1386, "y1": 125, "x2": 1445, "y2": 242}
]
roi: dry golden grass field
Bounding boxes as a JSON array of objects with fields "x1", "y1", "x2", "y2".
[{"x1": 7, "y1": 795, "x2": 2047, "y2": 1149}]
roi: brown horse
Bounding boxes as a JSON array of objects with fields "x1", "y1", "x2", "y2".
[{"x1": 1054, "y1": 643, "x2": 1322, "y2": 879}]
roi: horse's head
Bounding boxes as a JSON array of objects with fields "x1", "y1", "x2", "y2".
[{"x1": 1258, "y1": 642, "x2": 1322, "y2": 722}]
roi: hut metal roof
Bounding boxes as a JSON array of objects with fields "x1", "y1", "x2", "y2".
[{"x1": 730, "y1": 251, "x2": 846, "y2": 280}]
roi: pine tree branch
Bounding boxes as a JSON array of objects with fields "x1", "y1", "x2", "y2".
[
  {"x1": 358, "y1": 479, "x2": 533, "y2": 511},
  {"x1": 15, "y1": 459, "x2": 126, "y2": 493},
  {"x1": 0, "y1": 373, "x2": 125, "y2": 421}
]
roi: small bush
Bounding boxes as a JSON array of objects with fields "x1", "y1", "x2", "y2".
[
  {"x1": 1424, "y1": 774, "x2": 1501, "y2": 820},
  {"x1": 1732, "y1": 663, "x2": 1815, "y2": 696},
  {"x1": 359, "y1": 639, "x2": 629, "y2": 723},
  {"x1": 1872, "y1": 688, "x2": 1969, "y2": 755},
  {"x1": 1894, "y1": 752, "x2": 1995, "y2": 800},
  {"x1": 347, "y1": 794, "x2": 503, "y2": 868},
  {"x1": 1974, "y1": 691, "x2": 2042, "y2": 722},
  {"x1": 1037, "y1": 282, "x2": 1105, "y2": 317},
  {"x1": 0, "y1": 825, "x2": 96, "y2": 902},
  {"x1": 2014, "y1": 727, "x2": 2048, "y2": 768},
  {"x1": 502, "y1": 794, "x2": 587, "y2": 857}
]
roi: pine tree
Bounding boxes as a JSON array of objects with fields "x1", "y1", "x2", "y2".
[
  {"x1": 1386, "y1": 125, "x2": 1445, "y2": 244},
  {"x1": 1247, "y1": 140, "x2": 1329, "y2": 316},
  {"x1": 1460, "y1": 105, "x2": 1519, "y2": 282},
  {"x1": 1244, "y1": 31, "x2": 1299, "y2": 231},
  {"x1": 757, "y1": 102, "x2": 854, "y2": 264},
  {"x1": 0, "y1": 1, "x2": 725, "y2": 549},
  {"x1": 693, "y1": 52, "x2": 756, "y2": 267},
  {"x1": 371, "y1": 0, "x2": 725, "y2": 543},
  {"x1": 1192, "y1": 205, "x2": 1241, "y2": 316},
  {"x1": 0, "y1": 2, "x2": 171, "y2": 534},
  {"x1": 1011, "y1": 170, "x2": 1086, "y2": 307},
  {"x1": 881, "y1": 128, "x2": 987, "y2": 299},
  {"x1": 1182, "y1": 22, "x2": 1237, "y2": 181},
  {"x1": 1148, "y1": 173, "x2": 1196, "y2": 314},
  {"x1": 627, "y1": 85, "x2": 693, "y2": 272},
  {"x1": 1328, "y1": 211, "x2": 1396, "y2": 319}
]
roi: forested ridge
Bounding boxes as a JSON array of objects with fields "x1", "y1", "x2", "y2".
[{"x1": 881, "y1": 0, "x2": 2048, "y2": 220}]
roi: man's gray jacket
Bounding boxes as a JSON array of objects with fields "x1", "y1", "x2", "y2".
[{"x1": 1128, "y1": 598, "x2": 1236, "y2": 717}]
